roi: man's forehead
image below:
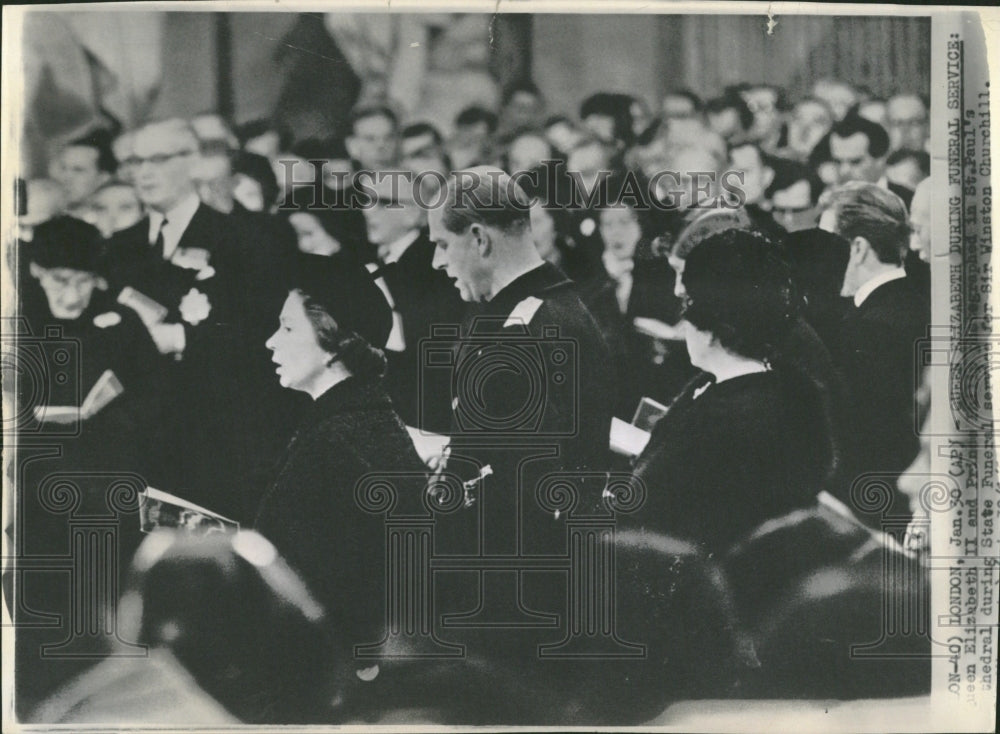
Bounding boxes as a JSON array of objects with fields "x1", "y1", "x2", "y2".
[
  {"x1": 355, "y1": 115, "x2": 394, "y2": 134},
  {"x1": 133, "y1": 127, "x2": 195, "y2": 154},
  {"x1": 402, "y1": 132, "x2": 436, "y2": 153},
  {"x1": 61, "y1": 145, "x2": 99, "y2": 164},
  {"x1": 888, "y1": 96, "x2": 926, "y2": 116},
  {"x1": 774, "y1": 179, "x2": 811, "y2": 202},
  {"x1": 40, "y1": 266, "x2": 96, "y2": 281},
  {"x1": 831, "y1": 132, "x2": 869, "y2": 155}
]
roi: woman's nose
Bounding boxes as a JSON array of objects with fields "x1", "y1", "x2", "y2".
[{"x1": 265, "y1": 332, "x2": 277, "y2": 350}]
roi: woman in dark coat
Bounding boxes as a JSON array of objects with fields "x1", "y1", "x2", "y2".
[
  {"x1": 627, "y1": 229, "x2": 834, "y2": 551},
  {"x1": 253, "y1": 261, "x2": 428, "y2": 651}
]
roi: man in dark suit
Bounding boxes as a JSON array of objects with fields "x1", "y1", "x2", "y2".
[
  {"x1": 427, "y1": 167, "x2": 616, "y2": 632},
  {"x1": 107, "y1": 119, "x2": 291, "y2": 520},
  {"x1": 361, "y1": 173, "x2": 463, "y2": 431},
  {"x1": 819, "y1": 181, "x2": 929, "y2": 532}
]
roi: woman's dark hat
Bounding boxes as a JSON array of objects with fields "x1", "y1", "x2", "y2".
[{"x1": 286, "y1": 254, "x2": 393, "y2": 348}]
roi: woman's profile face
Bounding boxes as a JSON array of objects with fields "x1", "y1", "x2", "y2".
[
  {"x1": 289, "y1": 212, "x2": 341, "y2": 257},
  {"x1": 265, "y1": 292, "x2": 332, "y2": 394}
]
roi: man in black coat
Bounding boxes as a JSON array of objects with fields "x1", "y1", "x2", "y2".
[
  {"x1": 427, "y1": 167, "x2": 617, "y2": 637},
  {"x1": 819, "y1": 181, "x2": 929, "y2": 532},
  {"x1": 106, "y1": 119, "x2": 292, "y2": 520},
  {"x1": 361, "y1": 174, "x2": 464, "y2": 432}
]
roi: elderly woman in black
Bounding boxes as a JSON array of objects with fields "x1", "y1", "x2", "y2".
[
  {"x1": 253, "y1": 260, "x2": 427, "y2": 653},
  {"x1": 628, "y1": 228, "x2": 834, "y2": 551}
]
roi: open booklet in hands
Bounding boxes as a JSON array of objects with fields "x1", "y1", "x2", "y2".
[
  {"x1": 609, "y1": 396, "x2": 670, "y2": 459},
  {"x1": 33, "y1": 369, "x2": 124, "y2": 424},
  {"x1": 139, "y1": 487, "x2": 240, "y2": 536}
]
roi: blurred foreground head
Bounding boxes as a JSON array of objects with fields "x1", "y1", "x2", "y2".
[{"x1": 119, "y1": 530, "x2": 340, "y2": 723}]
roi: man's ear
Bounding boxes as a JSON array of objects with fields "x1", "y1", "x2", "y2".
[
  {"x1": 851, "y1": 236, "x2": 871, "y2": 262},
  {"x1": 470, "y1": 223, "x2": 492, "y2": 257},
  {"x1": 29, "y1": 262, "x2": 44, "y2": 280}
]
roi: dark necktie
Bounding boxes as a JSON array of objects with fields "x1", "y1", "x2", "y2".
[{"x1": 153, "y1": 218, "x2": 168, "y2": 260}]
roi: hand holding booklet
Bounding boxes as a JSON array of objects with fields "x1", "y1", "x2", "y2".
[
  {"x1": 609, "y1": 396, "x2": 670, "y2": 458},
  {"x1": 139, "y1": 487, "x2": 239, "y2": 536},
  {"x1": 33, "y1": 369, "x2": 124, "y2": 424}
]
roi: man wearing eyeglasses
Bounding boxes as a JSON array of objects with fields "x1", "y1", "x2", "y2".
[{"x1": 108, "y1": 118, "x2": 292, "y2": 522}]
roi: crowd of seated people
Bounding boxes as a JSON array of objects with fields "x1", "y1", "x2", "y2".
[{"x1": 8, "y1": 71, "x2": 934, "y2": 724}]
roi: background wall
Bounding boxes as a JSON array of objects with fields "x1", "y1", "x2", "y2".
[
  {"x1": 533, "y1": 14, "x2": 931, "y2": 116},
  {"x1": 17, "y1": 10, "x2": 931, "y2": 176}
]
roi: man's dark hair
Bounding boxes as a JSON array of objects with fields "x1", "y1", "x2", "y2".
[
  {"x1": 402, "y1": 122, "x2": 444, "y2": 145},
  {"x1": 818, "y1": 181, "x2": 910, "y2": 265},
  {"x1": 767, "y1": 159, "x2": 824, "y2": 204},
  {"x1": 349, "y1": 104, "x2": 398, "y2": 134},
  {"x1": 501, "y1": 79, "x2": 542, "y2": 107},
  {"x1": 455, "y1": 106, "x2": 499, "y2": 134},
  {"x1": 829, "y1": 115, "x2": 891, "y2": 159},
  {"x1": 886, "y1": 148, "x2": 930, "y2": 178},
  {"x1": 234, "y1": 151, "x2": 280, "y2": 209},
  {"x1": 705, "y1": 94, "x2": 754, "y2": 132},
  {"x1": 67, "y1": 128, "x2": 117, "y2": 173}
]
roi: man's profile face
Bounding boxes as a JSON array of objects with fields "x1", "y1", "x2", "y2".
[
  {"x1": 812, "y1": 81, "x2": 857, "y2": 121},
  {"x1": 130, "y1": 127, "x2": 198, "y2": 212},
  {"x1": 662, "y1": 94, "x2": 697, "y2": 120},
  {"x1": 31, "y1": 264, "x2": 101, "y2": 320},
  {"x1": 90, "y1": 185, "x2": 143, "y2": 238},
  {"x1": 788, "y1": 100, "x2": 832, "y2": 157},
  {"x1": 504, "y1": 91, "x2": 542, "y2": 131},
  {"x1": 582, "y1": 114, "x2": 616, "y2": 144},
  {"x1": 729, "y1": 146, "x2": 772, "y2": 206},
  {"x1": 706, "y1": 108, "x2": 742, "y2": 143},
  {"x1": 887, "y1": 96, "x2": 929, "y2": 152},
  {"x1": 429, "y1": 208, "x2": 489, "y2": 303},
  {"x1": 52, "y1": 146, "x2": 108, "y2": 207},
  {"x1": 771, "y1": 180, "x2": 818, "y2": 232},
  {"x1": 349, "y1": 115, "x2": 398, "y2": 171},
  {"x1": 830, "y1": 132, "x2": 882, "y2": 184}
]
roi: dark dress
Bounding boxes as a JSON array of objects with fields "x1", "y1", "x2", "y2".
[
  {"x1": 626, "y1": 369, "x2": 831, "y2": 551},
  {"x1": 253, "y1": 376, "x2": 428, "y2": 649}
]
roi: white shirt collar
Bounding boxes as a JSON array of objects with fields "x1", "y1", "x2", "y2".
[
  {"x1": 378, "y1": 229, "x2": 421, "y2": 265},
  {"x1": 854, "y1": 267, "x2": 907, "y2": 307},
  {"x1": 148, "y1": 193, "x2": 201, "y2": 258}
]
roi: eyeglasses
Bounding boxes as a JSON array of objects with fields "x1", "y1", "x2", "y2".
[{"x1": 121, "y1": 149, "x2": 196, "y2": 168}]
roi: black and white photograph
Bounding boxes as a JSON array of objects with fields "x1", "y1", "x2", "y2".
[{"x1": 0, "y1": 2, "x2": 996, "y2": 730}]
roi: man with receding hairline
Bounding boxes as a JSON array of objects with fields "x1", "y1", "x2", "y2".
[
  {"x1": 818, "y1": 181, "x2": 929, "y2": 533},
  {"x1": 428, "y1": 166, "x2": 615, "y2": 631},
  {"x1": 107, "y1": 118, "x2": 292, "y2": 520}
]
